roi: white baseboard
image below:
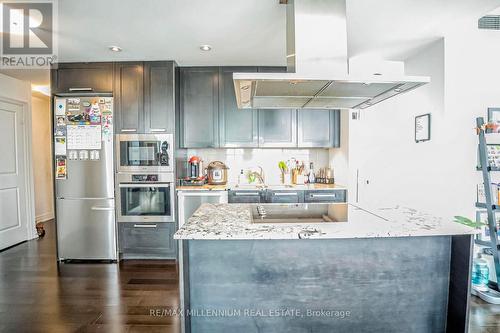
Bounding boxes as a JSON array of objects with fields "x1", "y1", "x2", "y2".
[{"x1": 36, "y1": 211, "x2": 54, "y2": 223}]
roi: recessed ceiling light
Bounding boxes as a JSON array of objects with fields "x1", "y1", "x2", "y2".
[
  {"x1": 109, "y1": 46, "x2": 122, "y2": 52},
  {"x1": 200, "y1": 44, "x2": 212, "y2": 51}
]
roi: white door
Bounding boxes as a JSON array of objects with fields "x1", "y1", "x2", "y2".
[{"x1": 0, "y1": 100, "x2": 28, "y2": 250}]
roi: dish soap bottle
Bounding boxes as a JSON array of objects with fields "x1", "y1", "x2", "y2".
[
  {"x1": 238, "y1": 169, "x2": 244, "y2": 185},
  {"x1": 472, "y1": 253, "x2": 490, "y2": 291},
  {"x1": 308, "y1": 162, "x2": 316, "y2": 184}
]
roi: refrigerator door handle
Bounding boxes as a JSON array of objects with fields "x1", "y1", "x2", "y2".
[
  {"x1": 57, "y1": 197, "x2": 115, "y2": 200},
  {"x1": 119, "y1": 183, "x2": 170, "y2": 188},
  {"x1": 69, "y1": 87, "x2": 93, "y2": 92},
  {"x1": 91, "y1": 206, "x2": 115, "y2": 211},
  {"x1": 134, "y1": 224, "x2": 157, "y2": 228}
]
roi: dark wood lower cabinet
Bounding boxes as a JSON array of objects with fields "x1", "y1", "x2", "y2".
[
  {"x1": 119, "y1": 222, "x2": 177, "y2": 259},
  {"x1": 304, "y1": 189, "x2": 347, "y2": 203},
  {"x1": 265, "y1": 190, "x2": 304, "y2": 203}
]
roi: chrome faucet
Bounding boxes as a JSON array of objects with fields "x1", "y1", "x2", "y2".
[{"x1": 248, "y1": 166, "x2": 265, "y2": 185}]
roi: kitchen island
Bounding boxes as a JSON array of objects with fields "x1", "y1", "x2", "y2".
[{"x1": 174, "y1": 203, "x2": 476, "y2": 333}]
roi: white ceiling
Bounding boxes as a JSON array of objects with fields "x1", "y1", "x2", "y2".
[
  {"x1": 346, "y1": 0, "x2": 500, "y2": 60},
  {"x1": 56, "y1": 0, "x2": 286, "y2": 66},
  {"x1": 3, "y1": 0, "x2": 500, "y2": 85},
  {"x1": 56, "y1": 0, "x2": 500, "y2": 64}
]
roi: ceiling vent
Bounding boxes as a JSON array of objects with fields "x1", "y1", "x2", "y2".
[{"x1": 479, "y1": 15, "x2": 500, "y2": 30}]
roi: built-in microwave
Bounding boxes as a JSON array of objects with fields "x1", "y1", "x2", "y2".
[
  {"x1": 116, "y1": 134, "x2": 174, "y2": 173},
  {"x1": 116, "y1": 173, "x2": 175, "y2": 223}
]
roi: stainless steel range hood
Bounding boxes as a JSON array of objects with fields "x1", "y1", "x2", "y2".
[{"x1": 233, "y1": 0, "x2": 430, "y2": 110}]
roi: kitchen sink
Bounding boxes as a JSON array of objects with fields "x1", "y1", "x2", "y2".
[{"x1": 250, "y1": 203, "x2": 348, "y2": 224}]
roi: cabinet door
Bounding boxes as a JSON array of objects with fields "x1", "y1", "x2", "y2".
[
  {"x1": 257, "y1": 66, "x2": 297, "y2": 147},
  {"x1": 304, "y1": 190, "x2": 346, "y2": 203},
  {"x1": 119, "y1": 222, "x2": 177, "y2": 259},
  {"x1": 114, "y1": 62, "x2": 144, "y2": 133},
  {"x1": 265, "y1": 190, "x2": 304, "y2": 203},
  {"x1": 144, "y1": 61, "x2": 175, "y2": 134},
  {"x1": 51, "y1": 62, "x2": 113, "y2": 93},
  {"x1": 180, "y1": 67, "x2": 219, "y2": 148},
  {"x1": 219, "y1": 67, "x2": 259, "y2": 147},
  {"x1": 298, "y1": 109, "x2": 340, "y2": 147},
  {"x1": 228, "y1": 190, "x2": 263, "y2": 203},
  {"x1": 258, "y1": 109, "x2": 297, "y2": 147}
]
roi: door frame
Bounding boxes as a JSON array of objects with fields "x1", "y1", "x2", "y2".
[{"x1": 0, "y1": 95, "x2": 36, "y2": 242}]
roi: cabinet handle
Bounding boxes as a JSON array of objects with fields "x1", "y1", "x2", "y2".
[
  {"x1": 121, "y1": 128, "x2": 137, "y2": 132},
  {"x1": 91, "y1": 206, "x2": 114, "y2": 211},
  {"x1": 234, "y1": 192, "x2": 260, "y2": 196},
  {"x1": 119, "y1": 183, "x2": 170, "y2": 188},
  {"x1": 150, "y1": 128, "x2": 166, "y2": 133},
  {"x1": 69, "y1": 87, "x2": 93, "y2": 92},
  {"x1": 310, "y1": 193, "x2": 336, "y2": 198},
  {"x1": 274, "y1": 192, "x2": 298, "y2": 196},
  {"x1": 133, "y1": 224, "x2": 157, "y2": 228}
]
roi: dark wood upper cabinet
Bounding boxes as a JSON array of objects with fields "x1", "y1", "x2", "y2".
[
  {"x1": 51, "y1": 62, "x2": 114, "y2": 93},
  {"x1": 144, "y1": 61, "x2": 176, "y2": 134},
  {"x1": 298, "y1": 109, "x2": 340, "y2": 148},
  {"x1": 219, "y1": 67, "x2": 259, "y2": 147},
  {"x1": 179, "y1": 67, "x2": 219, "y2": 148},
  {"x1": 258, "y1": 108, "x2": 298, "y2": 147},
  {"x1": 113, "y1": 62, "x2": 144, "y2": 133},
  {"x1": 257, "y1": 66, "x2": 287, "y2": 73},
  {"x1": 257, "y1": 66, "x2": 298, "y2": 148},
  {"x1": 177, "y1": 66, "x2": 341, "y2": 149}
]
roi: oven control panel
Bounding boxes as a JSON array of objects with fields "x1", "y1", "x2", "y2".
[{"x1": 131, "y1": 174, "x2": 159, "y2": 182}]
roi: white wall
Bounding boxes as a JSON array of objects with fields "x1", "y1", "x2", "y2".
[
  {"x1": 349, "y1": 19, "x2": 500, "y2": 220},
  {"x1": 31, "y1": 95, "x2": 54, "y2": 222},
  {"x1": 329, "y1": 109, "x2": 350, "y2": 187}
]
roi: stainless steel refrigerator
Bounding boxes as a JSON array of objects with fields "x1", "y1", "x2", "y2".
[{"x1": 53, "y1": 96, "x2": 117, "y2": 260}]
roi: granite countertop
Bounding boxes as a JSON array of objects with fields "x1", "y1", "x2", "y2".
[
  {"x1": 174, "y1": 203, "x2": 477, "y2": 240},
  {"x1": 176, "y1": 183, "x2": 346, "y2": 191}
]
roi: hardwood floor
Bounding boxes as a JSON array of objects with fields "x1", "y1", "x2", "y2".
[
  {"x1": 0, "y1": 221, "x2": 180, "y2": 333},
  {"x1": 1, "y1": 221, "x2": 500, "y2": 333},
  {"x1": 471, "y1": 297, "x2": 500, "y2": 333}
]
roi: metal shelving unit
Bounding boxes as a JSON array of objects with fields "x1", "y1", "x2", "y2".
[{"x1": 474, "y1": 117, "x2": 500, "y2": 303}]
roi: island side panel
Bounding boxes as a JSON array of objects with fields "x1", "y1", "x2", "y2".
[
  {"x1": 186, "y1": 237, "x2": 452, "y2": 333},
  {"x1": 446, "y1": 234, "x2": 473, "y2": 333},
  {"x1": 179, "y1": 240, "x2": 191, "y2": 333}
]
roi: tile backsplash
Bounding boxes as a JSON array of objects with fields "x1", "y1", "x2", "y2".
[{"x1": 183, "y1": 148, "x2": 330, "y2": 185}]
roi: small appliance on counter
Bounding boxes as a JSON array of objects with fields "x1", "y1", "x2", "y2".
[
  {"x1": 207, "y1": 161, "x2": 229, "y2": 185},
  {"x1": 179, "y1": 156, "x2": 207, "y2": 186},
  {"x1": 188, "y1": 156, "x2": 203, "y2": 179}
]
